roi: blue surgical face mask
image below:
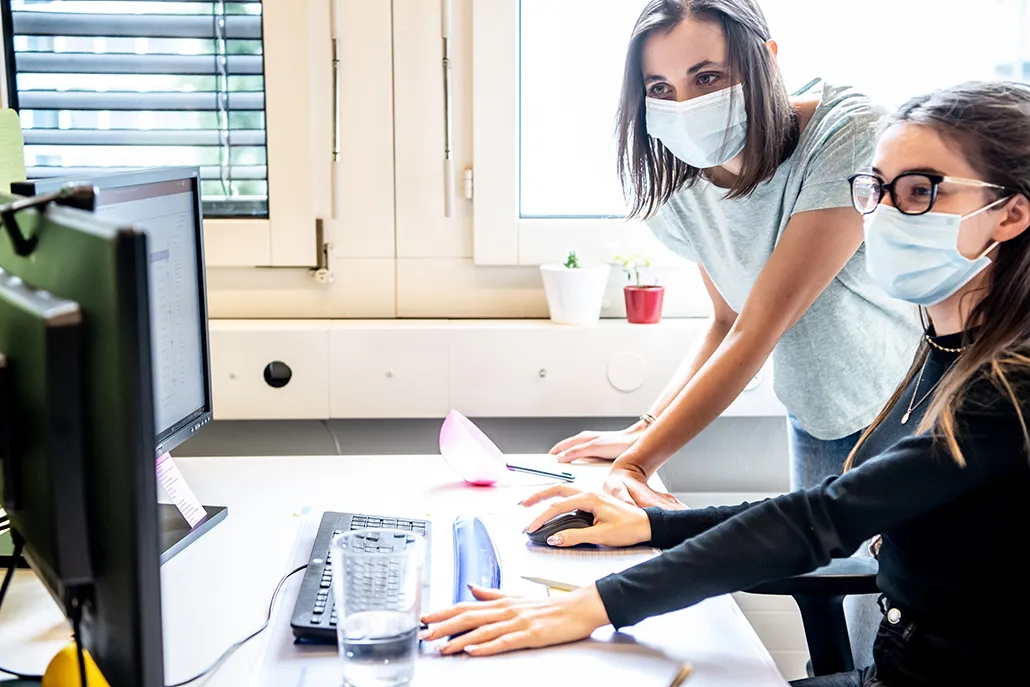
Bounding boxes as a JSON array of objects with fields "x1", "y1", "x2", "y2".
[
  {"x1": 863, "y1": 198, "x2": 1011, "y2": 306},
  {"x1": 644, "y1": 84, "x2": 748, "y2": 168}
]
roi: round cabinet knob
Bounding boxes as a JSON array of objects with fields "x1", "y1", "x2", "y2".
[
  {"x1": 607, "y1": 352, "x2": 647, "y2": 393},
  {"x1": 539, "y1": 369, "x2": 548, "y2": 378},
  {"x1": 386, "y1": 370, "x2": 394, "y2": 378}
]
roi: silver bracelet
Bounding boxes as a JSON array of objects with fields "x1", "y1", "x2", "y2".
[{"x1": 639, "y1": 413, "x2": 657, "y2": 427}]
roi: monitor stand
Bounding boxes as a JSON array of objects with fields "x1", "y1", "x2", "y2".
[{"x1": 158, "y1": 503, "x2": 228, "y2": 565}]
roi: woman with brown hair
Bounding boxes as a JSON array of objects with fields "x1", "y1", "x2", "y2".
[
  {"x1": 552, "y1": 0, "x2": 921, "y2": 663},
  {"x1": 423, "y1": 80, "x2": 1030, "y2": 686},
  {"x1": 549, "y1": 0, "x2": 919, "y2": 504}
]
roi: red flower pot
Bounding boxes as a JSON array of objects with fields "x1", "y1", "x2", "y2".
[{"x1": 624, "y1": 285, "x2": 664, "y2": 324}]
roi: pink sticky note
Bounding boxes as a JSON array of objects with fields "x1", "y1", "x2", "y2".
[{"x1": 439, "y1": 409, "x2": 507, "y2": 486}]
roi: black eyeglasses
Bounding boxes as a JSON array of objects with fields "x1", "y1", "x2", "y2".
[{"x1": 848, "y1": 172, "x2": 1010, "y2": 216}]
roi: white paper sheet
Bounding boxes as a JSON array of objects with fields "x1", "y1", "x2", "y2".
[{"x1": 156, "y1": 451, "x2": 207, "y2": 528}]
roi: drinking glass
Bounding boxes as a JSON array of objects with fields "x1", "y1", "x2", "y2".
[{"x1": 331, "y1": 529, "x2": 425, "y2": 687}]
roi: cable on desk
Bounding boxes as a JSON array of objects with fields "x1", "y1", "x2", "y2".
[
  {"x1": 0, "y1": 537, "x2": 43, "y2": 682},
  {"x1": 70, "y1": 593, "x2": 88, "y2": 687},
  {"x1": 165, "y1": 564, "x2": 308, "y2": 687}
]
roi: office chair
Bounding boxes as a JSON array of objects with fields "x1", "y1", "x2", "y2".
[{"x1": 745, "y1": 557, "x2": 879, "y2": 676}]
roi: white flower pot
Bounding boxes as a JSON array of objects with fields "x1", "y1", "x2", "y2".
[{"x1": 539, "y1": 263, "x2": 611, "y2": 325}]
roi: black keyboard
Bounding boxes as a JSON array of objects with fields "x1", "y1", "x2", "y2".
[{"x1": 290, "y1": 511, "x2": 432, "y2": 643}]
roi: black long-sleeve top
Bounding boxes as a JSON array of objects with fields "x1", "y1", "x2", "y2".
[{"x1": 595, "y1": 330, "x2": 1030, "y2": 673}]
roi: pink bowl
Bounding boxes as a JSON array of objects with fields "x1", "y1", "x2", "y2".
[{"x1": 439, "y1": 409, "x2": 507, "y2": 486}]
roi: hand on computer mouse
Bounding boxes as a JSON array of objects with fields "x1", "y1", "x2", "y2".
[{"x1": 521, "y1": 485, "x2": 651, "y2": 548}]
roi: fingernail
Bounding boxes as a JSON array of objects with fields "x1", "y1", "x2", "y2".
[
  {"x1": 516, "y1": 499, "x2": 524, "y2": 506},
  {"x1": 418, "y1": 630, "x2": 432, "y2": 640},
  {"x1": 464, "y1": 645, "x2": 479, "y2": 653},
  {"x1": 467, "y1": 583, "x2": 475, "y2": 592},
  {"x1": 547, "y1": 534, "x2": 562, "y2": 546}
]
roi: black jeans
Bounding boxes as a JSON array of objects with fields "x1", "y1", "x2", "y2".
[
  {"x1": 790, "y1": 670, "x2": 868, "y2": 687},
  {"x1": 790, "y1": 597, "x2": 1012, "y2": 687}
]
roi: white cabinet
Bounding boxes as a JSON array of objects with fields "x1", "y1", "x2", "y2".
[
  {"x1": 329, "y1": 325, "x2": 450, "y2": 418},
  {"x1": 448, "y1": 322, "x2": 702, "y2": 417},
  {"x1": 210, "y1": 323, "x2": 330, "y2": 420},
  {"x1": 209, "y1": 320, "x2": 785, "y2": 420}
]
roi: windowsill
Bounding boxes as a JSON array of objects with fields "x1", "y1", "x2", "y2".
[{"x1": 208, "y1": 317, "x2": 710, "y2": 329}]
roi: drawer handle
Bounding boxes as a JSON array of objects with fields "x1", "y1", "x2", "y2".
[{"x1": 263, "y1": 361, "x2": 293, "y2": 389}]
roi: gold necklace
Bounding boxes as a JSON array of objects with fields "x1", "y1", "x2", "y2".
[
  {"x1": 924, "y1": 334, "x2": 968, "y2": 354},
  {"x1": 901, "y1": 356, "x2": 944, "y2": 425}
]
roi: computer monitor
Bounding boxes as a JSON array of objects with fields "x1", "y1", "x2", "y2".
[
  {"x1": 12, "y1": 168, "x2": 226, "y2": 562},
  {"x1": 0, "y1": 188, "x2": 165, "y2": 686}
]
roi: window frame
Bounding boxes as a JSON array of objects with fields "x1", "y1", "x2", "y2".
[
  {"x1": 471, "y1": 0, "x2": 677, "y2": 267},
  {"x1": 0, "y1": 0, "x2": 330, "y2": 268}
]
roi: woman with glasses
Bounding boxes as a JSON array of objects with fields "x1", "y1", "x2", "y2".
[{"x1": 423, "y1": 80, "x2": 1030, "y2": 686}]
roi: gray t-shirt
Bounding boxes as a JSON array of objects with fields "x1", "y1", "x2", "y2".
[{"x1": 647, "y1": 80, "x2": 922, "y2": 440}]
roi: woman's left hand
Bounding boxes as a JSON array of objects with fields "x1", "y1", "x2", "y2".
[{"x1": 420, "y1": 584, "x2": 610, "y2": 656}]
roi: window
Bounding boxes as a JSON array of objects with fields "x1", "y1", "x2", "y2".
[
  {"x1": 2, "y1": 0, "x2": 268, "y2": 218},
  {"x1": 480, "y1": 0, "x2": 1030, "y2": 264}
]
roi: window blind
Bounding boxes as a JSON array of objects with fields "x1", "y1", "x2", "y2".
[{"x1": 2, "y1": 0, "x2": 268, "y2": 218}]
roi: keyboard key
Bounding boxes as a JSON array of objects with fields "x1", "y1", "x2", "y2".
[{"x1": 311, "y1": 616, "x2": 322, "y2": 624}]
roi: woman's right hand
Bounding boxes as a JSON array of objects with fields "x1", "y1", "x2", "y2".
[
  {"x1": 521, "y1": 485, "x2": 652, "y2": 548},
  {"x1": 548, "y1": 423, "x2": 645, "y2": 464}
]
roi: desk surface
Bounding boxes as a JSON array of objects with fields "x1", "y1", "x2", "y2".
[{"x1": 0, "y1": 454, "x2": 787, "y2": 687}]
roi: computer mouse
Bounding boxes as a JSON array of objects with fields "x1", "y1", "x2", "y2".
[{"x1": 526, "y1": 509, "x2": 595, "y2": 546}]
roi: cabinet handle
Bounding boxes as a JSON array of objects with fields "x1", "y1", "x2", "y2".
[
  {"x1": 441, "y1": 0, "x2": 455, "y2": 217},
  {"x1": 539, "y1": 369, "x2": 547, "y2": 378},
  {"x1": 330, "y1": 1, "x2": 341, "y2": 163}
]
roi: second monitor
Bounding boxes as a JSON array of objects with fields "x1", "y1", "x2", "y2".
[{"x1": 12, "y1": 167, "x2": 226, "y2": 562}]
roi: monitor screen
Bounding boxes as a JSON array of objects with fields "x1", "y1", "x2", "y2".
[
  {"x1": 11, "y1": 167, "x2": 213, "y2": 455},
  {"x1": 93, "y1": 179, "x2": 205, "y2": 440}
]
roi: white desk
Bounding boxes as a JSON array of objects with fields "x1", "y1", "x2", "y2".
[{"x1": 0, "y1": 454, "x2": 787, "y2": 686}]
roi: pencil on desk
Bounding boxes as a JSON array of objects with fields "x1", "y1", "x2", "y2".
[
  {"x1": 667, "y1": 663, "x2": 692, "y2": 686},
  {"x1": 668, "y1": 663, "x2": 693, "y2": 686}
]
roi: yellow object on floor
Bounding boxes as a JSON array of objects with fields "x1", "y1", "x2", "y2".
[{"x1": 41, "y1": 643, "x2": 110, "y2": 687}]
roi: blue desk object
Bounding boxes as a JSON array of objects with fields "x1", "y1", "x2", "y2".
[{"x1": 452, "y1": 515, "x2": 501, "y2": 604}]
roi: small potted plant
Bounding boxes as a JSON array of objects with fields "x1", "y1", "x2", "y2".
[
  {"x1": 539, "y1": 250, "x2": 611, "y2": 325},
  {"x1": 616, "y1": 253, "x2": 664, "y2": 324}
]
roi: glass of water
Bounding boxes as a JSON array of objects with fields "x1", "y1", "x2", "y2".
[{"x1": 331, "y1": 528, "x2": 425, "y2": 687}]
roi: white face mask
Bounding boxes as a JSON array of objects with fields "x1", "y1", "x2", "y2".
[
  {"x1": 645, "y1": 83, "x2": 748, "y2": 169},
  {"x1": 863, "y1": 198, "x2": 1011, "y2": 307}
]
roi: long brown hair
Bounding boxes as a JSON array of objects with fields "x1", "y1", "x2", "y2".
[
  {"x1": 615, "y1": 0, "x2": 799, "y2": 218},
  {"x1": 844, "y1": 81, "x2": 1030, "y2": 470}
]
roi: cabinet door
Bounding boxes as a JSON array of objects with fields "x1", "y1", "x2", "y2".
[
  {"x1": 448, "y1": 323, "x2": 700, "y2": 417},
  {"x1": 210, "y1": 325, "x2": 330, "y2": 419},
  {"x1": 330, "y1": 327, "x2": 450, "y2": 418}
]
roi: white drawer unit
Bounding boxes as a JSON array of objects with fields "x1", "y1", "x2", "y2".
[
  {"x1": 209, "y1": 319, "x2": 786, "y2": 420},
  {"x1": 448, "y1": 322, "x2": 701, "y2": 417},
  {"x1": 329, "y1": 324, "x2": 450, "y2": 418},
  {"x1": 209, "y1": 323, "x2": 331, "y2": 420}
]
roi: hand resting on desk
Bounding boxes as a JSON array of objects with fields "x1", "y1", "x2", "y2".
[
  {"x1": 521, "y1": 485, "x2": 652, "y2": 548},
  {"x1": 420, "y1": 584, "x2": 610, "y2": 656}
]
